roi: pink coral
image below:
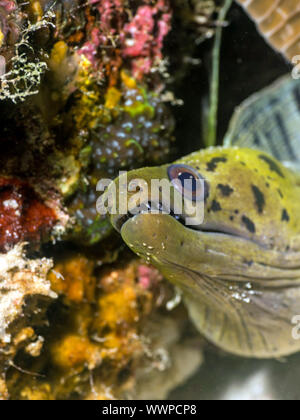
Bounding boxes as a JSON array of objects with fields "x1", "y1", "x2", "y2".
[
  {"x1": 121, "y1": 1, "x2": 171, "y2": 78},
  {"x1": 137, "y1": 265, "x2": 163, "y2": 290},
  {"x1": 78, "y1": 0, "x2": 172, "y2": 80},
  {"x1": 0, "y1": 0, "x2": 21, "y2": 64},
  {"x1": 0, "y1": 1, "x2": 17, "y2": 43},
  {"x1": 78, "y1": 0, "x2": 125, "y2": 68},
  {"x1": 0, "y1": 0, "x2": 15, "y2": 12}
]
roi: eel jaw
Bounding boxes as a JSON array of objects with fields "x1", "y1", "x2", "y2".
[
  {"x1": 112, "y1": 201, "x2": 186, "y2": 233},
  {"x1": 112, "y1": 201, "x2": 261, "y2": 247}
]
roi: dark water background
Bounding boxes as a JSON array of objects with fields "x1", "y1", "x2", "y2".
[
  {"x1": 172, "y1": 3, "x2": 288, "y2": 155},
  {"x1": 169, "y1": 4, "x2": 299, "y2": 401},
  {"x1": 170, "y1": 349, "x2": 300, "y2": 400}
]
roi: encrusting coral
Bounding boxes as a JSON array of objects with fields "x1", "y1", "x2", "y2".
[
  {"x1": 0, "y1": 177, "x2": 60, "y2": 252},
  {"x1": 4, "y1": 253, "x2": 202, "y2": 400},
  {"x1": 0, "y1": 244, "x2": 55, "y2": 400},
  {"x1": 77, "y1": 0, "x2": 172, "y2": 80}
]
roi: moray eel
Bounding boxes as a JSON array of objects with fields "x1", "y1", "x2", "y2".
[{"x1": 105, "y1": 76, "x2": 300, "y2": 358}]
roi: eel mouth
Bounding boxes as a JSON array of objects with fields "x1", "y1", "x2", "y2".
[
  {"x1": 114, "y1": 201, "x2": 185, "y2": 233},
  {"x1": 113, "y1": 200, "x2": 269, "y2": 250},
  {"x1": 113, "y1": 200, "x2": 253, "y2": 243}
]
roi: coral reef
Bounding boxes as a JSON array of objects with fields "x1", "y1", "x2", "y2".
[
  {"x1": 0, "y1": 3, "x2": 54, "y2": 102},
  {"x1": 0, "y1": 0, "x2": 21, "y2": 64},
  {"x1": 0, "y1": 177, "x2": 59, "y2": 252},
  {"x1": 4, "y1": 254, "x2": 202, "y2": 400},
  {"x1": 0, "y1": 0, "x2": 177, "y2": 246},
  {"x1": 78, "y1": 0, "x2": 172, "y2": 80},
  {"x1": 0, "y1": 0, "x2": 212, "y2": 400},
  {"x1": 0, "y1": 0, "x2": 293, "y2": 401},
  {"x1": 67, "y1": 69, "x2": 175, "y2": 245},
  {"x1": 72, "y1": 71, "x2": 175, "y2": 174},
  {"x1": 120, "y1": 0, "x2": 171, "y2": 79},
  {"x1": 61, "y1": 0, "x2": 176, "y2": 243},
  {"x1": 91, "y1": 82, "x2": 175, "y2": 171},
  {"x1": 0, "y1": 244, "x2": 55, "y2": 400}
]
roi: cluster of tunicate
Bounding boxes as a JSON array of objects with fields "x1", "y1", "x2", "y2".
[
  {"x1": 66, "y1": 65, "x2": 175, "y2": 244},
  {"x1": 91, "y1": 87, "x2": 175, "y2": 174}
]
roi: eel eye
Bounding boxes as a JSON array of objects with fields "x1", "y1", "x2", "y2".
[{"x1": 167, "y1": 164, "x2": 206, "y2": 202}]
